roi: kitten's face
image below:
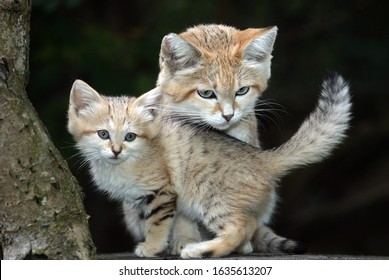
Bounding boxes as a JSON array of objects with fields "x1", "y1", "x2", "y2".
[
  {"x1": 68, "y1": 81, "x2": 159, "y2": 165},
  {"x1": 158, "y1": 24, "x2": 277, "y2": 130}
]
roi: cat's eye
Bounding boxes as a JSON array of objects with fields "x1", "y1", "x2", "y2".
[
  {"x1": 124, "y1": 132, "x2": 137, "y2": 142},
  {"x1": 236, "y1": 86, "x2": 250, "y2": 96},
  {"x1": 97, "y1": 130, "x2": 110, "y2": 140},
  {"x1": 197, "y1": 89, "x2": 216, "y2": 99}
]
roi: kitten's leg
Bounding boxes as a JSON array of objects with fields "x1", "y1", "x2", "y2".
[
  {"x1": 135, "y1": 190, "x2": 177, "y2": 257},
  {"x1": 181, "y1": 216, "x2": 257, "y2": 258},
  {"x1": 251, "y1": 225, "x2": 307, "y2": 254},
  {"x1": 170, "y1": 214, "x2": 201, "y2": 255},
  {"x1": 122, "y1": 201, "x2": 145, "y2": 242}
]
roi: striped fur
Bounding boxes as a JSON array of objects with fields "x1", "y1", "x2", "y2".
[
  {"x1": 124, "y1": 24, "x2": 288, "y2": 255},
  {"x1": 159, "y1": 24, "x2": 301, "y2": 254},
  {"x1": 68, "y1": 74, "x2": 351, "y2": 258}
]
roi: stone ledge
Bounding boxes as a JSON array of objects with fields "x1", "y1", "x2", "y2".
[{"x1": 97, "y1": 252, "x2": 388, "y2": 260}]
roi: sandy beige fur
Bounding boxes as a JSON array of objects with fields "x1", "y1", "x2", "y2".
[
  {"x1": 153, "y1": 24, "x2": 286, "y2": 253},
  {"x1": 68, "y1": 74, "x2": 350, "y2": 258},
  {"x1": 123, "y1": 24, "x2": 324, "y2": 254}
]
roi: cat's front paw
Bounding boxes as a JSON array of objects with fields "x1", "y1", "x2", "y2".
[
  {"x1": 135, "y1": 242, "x2": 166, "y2": 257},
  {"x1": 180, "y1": 243, "x2": 210, "y2": 259},
  {"x1": 170, "y1": 238, "x2": 200, "y2": 255},
  {"x1": 235, "y1": 241, "x2": 253, "y2": 254}
]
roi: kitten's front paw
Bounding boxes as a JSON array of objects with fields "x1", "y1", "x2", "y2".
[
  {"x1": 170, "y1": 238, "x2": 200, "y2": 255},
  {"x1": 235, "y1": 241, "x2": 253, "y2": 254},
  {"x1": 181, "y1": 243, "x2": 209, "y2": 259},
  {"x1": 135, "y1": 242, "x2": 166, "y2": 257}
]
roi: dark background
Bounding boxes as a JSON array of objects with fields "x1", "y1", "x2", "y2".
[{"x1": 28, "y1": 0, "x2": 389, "y2": 256}]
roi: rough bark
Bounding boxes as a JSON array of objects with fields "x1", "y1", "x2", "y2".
[{"x1": 0, "y1": 0, "x2": 95, "y2": 259}]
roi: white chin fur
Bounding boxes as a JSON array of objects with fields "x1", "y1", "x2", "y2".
[
  {"x1": 103, "y1": 157, "x2": 127, "y2": 165},
  {"x1": 212, "y1": 122, "x2": 233, "y2": 130},
  {"x1": 206, "y1": 116, "x2": 239, "y2": 131}
]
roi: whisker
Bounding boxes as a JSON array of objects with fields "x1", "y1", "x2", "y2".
[{"x1": 253, "y1": 98, "x2": 289, "y2": 130}]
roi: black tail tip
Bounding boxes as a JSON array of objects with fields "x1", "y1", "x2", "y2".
[{"x1": 290, "y1": 242, "x2": 308, "y2": 254}]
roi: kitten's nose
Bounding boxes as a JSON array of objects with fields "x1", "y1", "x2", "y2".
[
  {"x1": 112, "y1": 148, "x2": 121, "y2": 157},
  {"x1": 222, "y1": 113, "x2": 234, "y2": 122}
]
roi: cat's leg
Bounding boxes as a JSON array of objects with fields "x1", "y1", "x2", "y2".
[
  {"x1": 181, "y1": 216, "x2": 257, "y2": 258},
  {"x1": 122, "y1": 201, "x2": 145, "y2": 242},
  {"x1": 169, "y1": 214, "x2": 201, "y2": 255},
  {"x1": 251, "y1": 225, "x2": 307, "y2": 254},
  {"x1": 135, "y1": 190, "x2": 177, "y2": 257}
]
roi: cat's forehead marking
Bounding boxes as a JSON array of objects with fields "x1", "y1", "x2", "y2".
[
  {"x1": 181, "y1": 25, "x2": 235, "y2": 53},
  {"x1": 180, "y1": 28, "x2": 244, "y2": 92},
  {"x1": 102, "y1": 96, "x2": 139, "y2": 132}
]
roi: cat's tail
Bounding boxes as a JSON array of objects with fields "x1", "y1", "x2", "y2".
[{"x1": 263, "y1": 73, "x2": 351, "y2": 178}]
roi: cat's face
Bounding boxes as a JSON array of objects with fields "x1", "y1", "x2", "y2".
[
  {"x1": 68, "y1": 81, "x2": 160, "y2": 165},
  {"x1": 158, "y1": 24, "x2": 277, "y2": 130}
]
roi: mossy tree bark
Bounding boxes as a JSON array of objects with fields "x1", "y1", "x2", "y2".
[{"x1": 0, "y1": 0, "x2": 95, "y2": 259}]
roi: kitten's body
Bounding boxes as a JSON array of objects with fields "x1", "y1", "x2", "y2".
[
  {"x1": 124, "y1": 24, "x2": 284, "y2": 253},
  {"x1": 68, "y1": 75, "x2": 351, "y2": 258}
]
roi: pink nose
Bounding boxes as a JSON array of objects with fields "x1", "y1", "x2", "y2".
[
  {"x1": 112, "y1": 148, "x2": 121, "y2": 157},
  {"x1": 222, "y1": 114, "x2": 234, "y2": 122}
]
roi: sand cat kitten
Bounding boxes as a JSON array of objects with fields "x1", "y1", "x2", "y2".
[
  {"x1": 124, "y1": 24, "x2": 286, "y2": 253},
  {"x1": 68, "y1": 74, "x2": 351, "y2": 258},
  {"x1": 157, "y1": 24, "x2": 277, "y2": 147}
]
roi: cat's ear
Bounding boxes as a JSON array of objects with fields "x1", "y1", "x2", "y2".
[
  {"x1": 160, "y1": 33, "x2": 202, "y2": 73},
  {"x1": 242, "y1": 26, "x2": 278, "y2": 63},
  {"x1": 69, "y1": 80, "x2": 105, "y2": 116},
  {"x1": 134, "y1": 87, "x2": 162, "y2": 119}
]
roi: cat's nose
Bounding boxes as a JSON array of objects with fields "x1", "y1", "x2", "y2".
[
  {"x1": 112, "y1": 148, "x2": 121, "y2": 157},
  {"x1": 222, "y1": 113, "x2": 234, "y2": 122}
]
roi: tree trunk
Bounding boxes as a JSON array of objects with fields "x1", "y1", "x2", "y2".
[{"x1": 0, "y1": 0, "x2": 95, "y2": 259}]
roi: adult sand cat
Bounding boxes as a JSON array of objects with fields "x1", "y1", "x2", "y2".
[
  {"x1": 123, "y1": 24, "x2": 304, "y2": 254},
  {"x1": 68, "y1": 74, "x2": 351, "y2": 258}
]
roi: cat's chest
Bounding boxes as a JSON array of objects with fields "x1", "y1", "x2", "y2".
[
  {"x1": 225, "y1": 126, "x2": 254, "y2": 145},
  {"x1": 90, "y1": 162, "x2": 154, "y2": 200},
  {"x1": 225, "y1": 115, "x2": 260, "y2": 148}
]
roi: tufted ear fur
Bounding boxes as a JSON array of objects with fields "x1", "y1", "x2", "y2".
[
  {"x1": 69, "y1": 79, "x2": 105, "y2": 116},
  {"x1": 160, "y1": 33, "x2": 202, "y2": 73},
  {"x1": 242, "y1": 26, "x2": 278, "y2": 63}
]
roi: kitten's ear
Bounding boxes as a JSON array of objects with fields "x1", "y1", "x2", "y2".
[
  {"x1": 135, "y1": 87, "x2": 162, "y2": 119},
  {"x1": 69, "y1": 80, "x2": 105, "y2": 116},
  {"x1": 242, "y1": 26, "x2": 278, "y2": 62},
  {"x1": 160, "y1": 33, "x2": 202, "y2": 72}
]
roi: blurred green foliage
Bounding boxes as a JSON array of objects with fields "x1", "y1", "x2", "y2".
[
  {"x1": 29, "y1": 0, "x2": 389, "y2": 152},
  {"x1": 28, "y1": 0, "x2": 389, "y2": 255}
]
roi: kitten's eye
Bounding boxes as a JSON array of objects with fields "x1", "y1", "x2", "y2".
[
  {"x1": 197, "y1": 89, "x2": 216, "y2": 99},
  {"x1": 236, "y1": 86, "x2": 250, "y2": 96},
  {"x1": 124, "y1": 132, "x2": 137, "y2": 142},
  {"x1": 97, "y1": 130, "x2": 110, "y2": 140}
]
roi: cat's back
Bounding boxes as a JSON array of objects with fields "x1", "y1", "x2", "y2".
[{"x1": 160, "y1": 120, "x2": 262, "y2": 169}]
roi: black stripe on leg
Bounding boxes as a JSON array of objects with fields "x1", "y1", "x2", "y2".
[
  {"x1": 145, "y1": 201, "x2": 175, "y2": 220},
  {"x1": 139, "y1": 211, "x2": 145, "y2": 220},
  {"x1": 159, "y1": 213, "x2": 175, "y2": 222},
  {"x1": 153, "y1": 213, "x2": 175, "y2": 226},
  {"x1": 135, "y1": 194, "x2": 155, "y2": 206}
]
